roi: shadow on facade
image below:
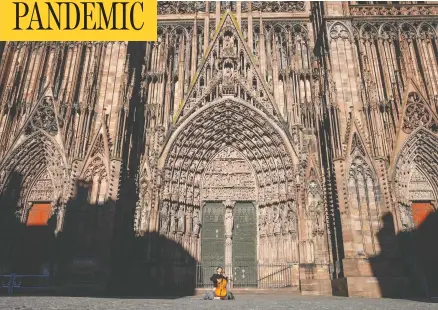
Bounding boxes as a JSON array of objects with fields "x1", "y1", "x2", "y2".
[
  {"x1": 0, "y1": 178, "x2": 195, "y2": 297},
  {"x1": 369, "y1": 211, "x2": 438, "y2": 300},
  {"x1": 0, "y1": 171, "x2": 57, "y2": 276},
  {"x1": 0, "y1": 171, "x2": 25, "y2": 273}
]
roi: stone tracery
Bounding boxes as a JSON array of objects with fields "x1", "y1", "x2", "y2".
[
  {"x1": 403, "y1": 92, "x2": 438, "y2": 134},
  {"x1": 347, "y1": 135, "x2": 382, "y2": 256},
  {"x1": 175, "y1": 13, "x2": 284, "y2": 125}
]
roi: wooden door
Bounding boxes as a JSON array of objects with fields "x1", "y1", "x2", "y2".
[
  {"x1": 27, "y1": 203, "x2": 51, "y2": 226},
  {"x1": 411, "y1": 201, "x2": 434, "y2": 228}
]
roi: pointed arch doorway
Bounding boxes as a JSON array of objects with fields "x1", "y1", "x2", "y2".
[
  {"x1": 200, "y1": 147, "x2": 258, "y2": 287},
  {"x1": 393, "y1": 128, "x2": 438, "y2": 296},
  {"x1": 157, "y1": 98, "x2": 300, "y2": 288}
]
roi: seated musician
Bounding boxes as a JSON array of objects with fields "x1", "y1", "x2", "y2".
[{"x1": 202, "y1": 267, "x2": 234, "y2": 300}]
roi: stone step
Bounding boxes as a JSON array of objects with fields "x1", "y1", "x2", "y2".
[{"x1": 195, "y1": 288, "x2": 301, "y2": 296}]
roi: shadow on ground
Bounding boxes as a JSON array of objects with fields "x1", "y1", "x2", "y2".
[{"x1": 0, "y1": 178, "x2": 196, "y2": 298}]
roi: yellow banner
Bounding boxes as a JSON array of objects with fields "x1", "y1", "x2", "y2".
[{"x1": 0, "y1": 0, "x2": 157, "y2": 41}]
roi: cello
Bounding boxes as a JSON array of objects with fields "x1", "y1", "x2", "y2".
[{"x1": 214, "y1": 270, "x2": 228, "y2": 299}]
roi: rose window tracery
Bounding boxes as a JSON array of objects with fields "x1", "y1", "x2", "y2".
[
  {"x1": 402, "y1": 92, "x2": 438, "y2": 134},
  {"x1": 25, "y1": 97, "x2": 58, "y2": 136}
]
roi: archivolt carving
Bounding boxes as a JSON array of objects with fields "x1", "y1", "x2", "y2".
[
  {"x1": 408, "y1": 169, "x2": 434, "y2": 201},
  {"x1": 158, "y1": 98, "x2": 297, "y2": 241},
  {"x1": 163, "y1": 99, "x2": 296, "y2": 204},
  {"x1": 27, "y1": 170, "x2": 54, "y2": 202},
  {"x1": 393, "y1": 128, "x2": 438, "y2": 210}
]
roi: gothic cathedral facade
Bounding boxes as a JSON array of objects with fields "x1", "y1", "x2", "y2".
[{"x1": 0, "y1": 1, "x2": 437, "y2": 298}]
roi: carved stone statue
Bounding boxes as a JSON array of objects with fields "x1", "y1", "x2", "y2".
[
  {"x1": 169, "y1": 203, "x2": 177, "y2": 233},
  {"x1": 266, "y1": 207, "x2": 274, "y2": 235},
  {"x1": 280, "y1": 203, "x2": 289, "y2": 233},
  {"x1": 159, "y1": 201, "x2": 170, "y2": 233},
  {"x1": 315, "y1": 201, "x2": 325, "y2": 234},
  {"x1": 177, "y1": 205, "x2": 185, "y2": 233},
  {"x1": 192, "y1": 208, "x2": 201, "y2": 235},
  {"x1": 258, "y1": 207, "x2": 267, "y2": 235},
  {"x1": 273, "y1": 205, "x2": 281, "y2": 234},
  {"x1": 399, "y1": 203, "x2": 414, "y2": 231},
  {"x1": 224, "y1": 207, "x2": 233, "y2": 236},
  {"x1": 223, "y1": 34, "x2": 234, "y2": 56},
  {"x1": 287, "y1": 201, "x2": 298, "y2": 233},
  {"x1": 309, "y1": 201, "x2": 325, "y2": 236},
  {"x1": 141, "y1": 203, "x2": 149, "y2": 232},
  {"x1": 223, "y1": 66, "x2": 233, "y2": 86}
]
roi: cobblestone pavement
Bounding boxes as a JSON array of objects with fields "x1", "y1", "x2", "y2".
[{"x1": 0, "y1": 295, "x2": 437, "y2": 310}]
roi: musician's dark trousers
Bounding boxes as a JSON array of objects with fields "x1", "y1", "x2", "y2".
[{"x1": 202, "y1": 290, "x2": 234, "y2": 300}]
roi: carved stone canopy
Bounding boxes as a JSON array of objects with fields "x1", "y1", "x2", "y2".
[{"x1": 223, "y1": 199, "x2": 236, "y2": 209}]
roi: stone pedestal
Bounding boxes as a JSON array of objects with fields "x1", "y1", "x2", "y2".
[
  {"x1": 301, "y1": 279, "x2": 333, "y2": 296},
  {"x1": 299, "y1": 263, "x2": 332, "y2": 296},
  {"x1": 331, "y1": 276, "x2": 411, "y2": 298},
  {"x1": 331, "y1": 257, "x2": 412, "y2": 298}
]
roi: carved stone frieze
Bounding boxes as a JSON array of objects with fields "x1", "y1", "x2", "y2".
[
  {"x1": 28, "y1": 171, "x2": 54, "y2": 202},
  {"x1": 408, "y1": 169, "x2": 434, "y2": 201},
  {"x1": 158, "y1": 2, "x2": 206, "y2": 15},
  {"x1": 242, "y1": 1, "x2": 305, "y2": 13},
  {"x1": 350, "y1": 4, "x2": 438, "y2": 17},
  {"x1": 202, "y1": 147, "x2": 256, "y2": 201}
]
